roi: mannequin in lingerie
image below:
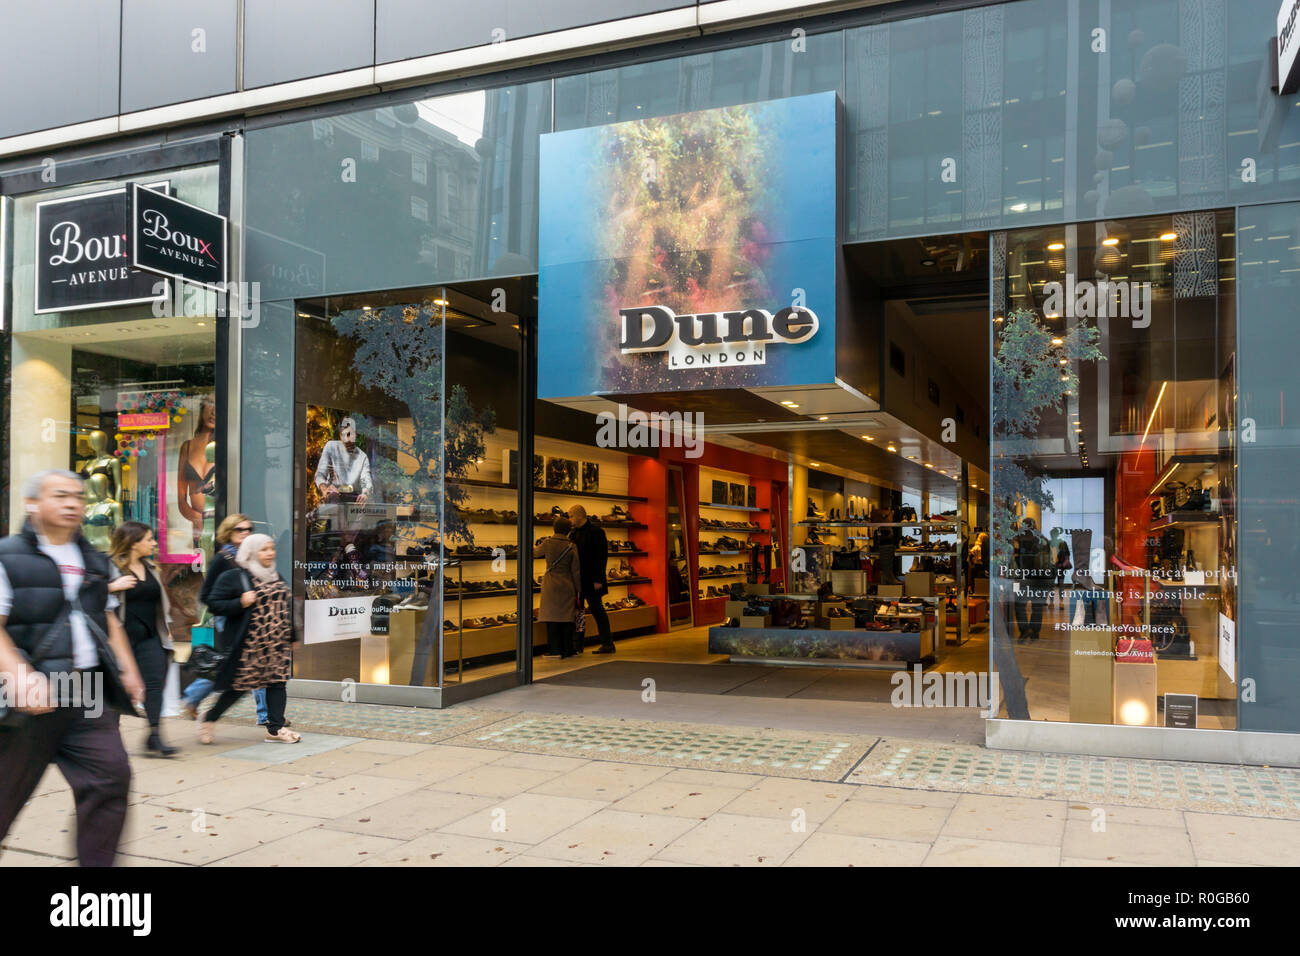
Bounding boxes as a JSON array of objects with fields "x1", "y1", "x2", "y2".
[
  {"x1": 79, "y1": 429, "x2": 123, "y2": 502},
  {"x1": 83, "y1": 473, "x2": 123, "y2": 552}
]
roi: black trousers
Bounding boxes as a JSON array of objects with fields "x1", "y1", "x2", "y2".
[
  {"x1": 204, "y1": 682, "x2": 288, "y2": 735},
  {"x1": 129, "y1": 636, "x2": 168, "y2": 728},
  {"x1": 1014, "y1": 593, "x2": 1045, "y2": 639},
  {"x1": 547, "y1": 621, "x2": 576, "y2": 657},
  {"x1": 0, "y1": 700, "x2": 130, "y2": 867},
  {"x1": 581, "y1": 584, "x2": 612, "y2": 647}
]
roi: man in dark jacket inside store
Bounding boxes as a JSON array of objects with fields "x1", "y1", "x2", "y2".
[
  {"x1": 1012, "y1": 517, "x2": 1051, "y2": 642},
  {"x1": 569, "y1": 505, "x2": 614, "y2": 654}
]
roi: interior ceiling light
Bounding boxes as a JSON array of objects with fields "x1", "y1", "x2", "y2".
[
  {"x1": 908, "y1": 455, "x2": 917, "y2": 460},
  {"x1": 432, "y1": 298, "x2": 449, "y2": 305},
  {"x1": 993, "y1": 315, "x2": 1004, "y2": 323},
  {"x1": 1046, "y1": 311, "x2": 1060, "y2": 319},
  {"x1": 362, "y1": 305, "x2": 371, "y2": 311},
  {"x1": 924, "y1": 463, "x2": 934, "y2": 468},
  {"x1": 817, "y1": 415, "x2": 829, "y2": 421},
  {"x1": 1141, "y1": 380, "x2": 1169, "y2": 445},
  {"x1": 810, "y1": 462, "x2": 821, "y2": 468},
  {"x1": 861, "y1": 435, "x2": 874, "y2": 441},
  {"x1": 1102, "y1": 237, "x2": 1120, "y2": 246},
  {"x1": 1059, "y1": 358, "x2": 1068, "y2": 365},
  {"x1": 887, "y1": 445, "x2": 898, "y2": 453},
  {"x1": 1047, "y1": 241, "x2": 1065, "y2": 251},
  {"x1": 1160, "y1": 232, "x2": 1178, "y2": 241},
  {"x1": 780, "y1": 400, "x2": 796, "y2": 406},
  {"x1": 1060, "y1": 373, "x2": 1069, "y2": 381},
  {"x1": 1051, "y1": 336, "x2": 1064, "y2": 345},
  {"x1": 920, "y1": 257, "x2": 936, "y2": 267}
]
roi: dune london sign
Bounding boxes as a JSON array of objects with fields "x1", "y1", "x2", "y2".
[
  {"x1": 619, "y1": 304, "x2": 819, "y2": 368},
  {"x1": 538, "y1": 91, "x2": 839, "y2": 397}
]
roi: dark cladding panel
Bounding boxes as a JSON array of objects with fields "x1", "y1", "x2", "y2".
[
  {"x1": 376, "y1": 0, "x2": 690, "y2": 63},
  {"x1": 243, "y1": 0, "x2": 375, "y2": 89},
  {"x1": 0, "y1": 1, "x2": 120, "y2": 138},
  {"x1": 120, "y1": 0, "x2": 237, "y2": 113}
]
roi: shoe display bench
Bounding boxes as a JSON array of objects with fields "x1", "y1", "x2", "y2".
[{"x1": 708, "y1": 591, "x2": 942, "y2": 669}]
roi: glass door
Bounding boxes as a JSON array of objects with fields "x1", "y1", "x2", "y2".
[{"x1": 666, "y1": 466, "x2": 694, "y2": 629}]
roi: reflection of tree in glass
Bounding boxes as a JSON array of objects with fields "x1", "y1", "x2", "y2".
[
  {"x1": 596, "y1": 108, "x2": 775, "y2": 391},
  {"x1": 991, "y1": 308, "x2": 1103, "y2": 719},
  {"x1": 332, "y1": 300, "x2": 496, "y2": 685}
]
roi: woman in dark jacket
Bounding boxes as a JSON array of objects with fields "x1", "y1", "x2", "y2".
[
  {"x1": 197, "y1": 533, "x2": 301, "y2": 745},
  {"x1": 108, "y1": 522, "x2": 175, "y2": 756},
  {"x1": 534, "y1": 516, "x2": 582, "y2": 659},
  {"x1": 180, "y1": 513, "x2": 254, "y2": 721}
]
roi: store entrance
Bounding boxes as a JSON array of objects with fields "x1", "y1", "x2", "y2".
[{"x1": 527, "y1": 232, "x2": 995, "y2": 711}]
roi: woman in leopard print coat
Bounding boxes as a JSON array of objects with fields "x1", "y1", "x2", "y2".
[{"x1": 198, "y1": 534, "x2": 301, "y2": 744}]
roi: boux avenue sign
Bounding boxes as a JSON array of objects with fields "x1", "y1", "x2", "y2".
[{"x1": 130, "y1": 184, "x2": 227, "y2": 292}]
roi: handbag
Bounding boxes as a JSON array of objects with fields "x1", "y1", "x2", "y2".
[
  {"x1": 574, "y1": 605, "x2": 586, "y2": 635},
  {"x1": 183, "y1": 643, "x2": 228, "y2": 679},
  {"x1": 74, "y1": 593, "x2": 137, "y2": 717}
]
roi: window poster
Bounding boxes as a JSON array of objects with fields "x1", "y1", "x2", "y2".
[{"x1": 302, "y1": 404, "x2": 420, "y2": 644}]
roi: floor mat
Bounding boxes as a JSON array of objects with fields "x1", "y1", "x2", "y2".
[
  {"x1": 443, "y1": 712, "x2": 876, "y2": 781},
  {"x1": 540, "y1": 659, "x2": 901, "y2": 702},
  {"x1": 846, "y1": 738, "x2": 1300, "y2": 818},
  {"x1": 217, "y1": 697, "x2": 508, "y2": 743}
]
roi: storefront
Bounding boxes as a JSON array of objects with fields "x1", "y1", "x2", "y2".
[{"x1": 4, "y1": 0, "x2": 1300, "y2": 761}]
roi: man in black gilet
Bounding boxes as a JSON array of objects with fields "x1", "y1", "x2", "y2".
[
  {"x1": 0, "y1": 470, "x2": 144, "y2": 866},
  {"x1": 569, "y1": 505, "x2": 615, "y2": 654}
]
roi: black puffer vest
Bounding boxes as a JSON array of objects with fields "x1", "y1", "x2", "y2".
[{"x1": 0, "y1": 522, "x2": 111, "y2": 677}]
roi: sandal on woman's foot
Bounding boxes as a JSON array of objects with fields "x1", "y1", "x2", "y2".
[
  {"x1": 264, "y1": 728, "x2": 301, "y2": 744},
  {"x1": 197, "y1": 722, "x2": 215, "y2": 745}
]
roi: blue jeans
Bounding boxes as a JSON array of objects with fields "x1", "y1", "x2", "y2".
[
  {"x1": 253, "y1": 687, "x2": 268, "y2": 723},
  {"x1": 183, "y1": 677, "x2": 213, "y2": 708}
]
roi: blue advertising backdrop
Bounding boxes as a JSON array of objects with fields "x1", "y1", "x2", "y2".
[{"x1": 538, "y1": 91, "x2": 839, "y2": 398}]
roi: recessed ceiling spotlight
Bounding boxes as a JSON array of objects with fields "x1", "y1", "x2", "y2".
[
  {"x1": 921, "y1": 257, "x2": 936, "y2": 267},
  {"x1": 886, "y1": 445, "x2": 898, "y2": 453},
  {"x1": 1046, "y1": 311, "x2": 1061, "y2": 319},
  {"x1": 362, "y1": 305, "x2": 371, "y2": 311},
  {"x1": 924, "y1": 463, "x2": 933, "y2": 468},
  {"x1": 861, "y1": 435, "x2": 873, "y2": 441},
  {"x1": 1061, "y1": 373, "x2": 1069, "y2": 381},
  {"x1": 810, "y1": 462, "x2": 821, "y2": 468},
  {"x1": 780, "y1": 400, "x2": 796, "y2": 406},
  {"x1": 1047, "y1": 241, "x2": 1065, "y2": 251},
  {"x1": 1102, "y1": 237, "x2": 1120, "y2": 247},
  {"x1": 1051, "y1": 336, "x2": 1064, "y2": 345},
  {"x1": 817, "y1": 415, "x2": 829, "y2": 421},
  {"x1": 993, "y1": 315, "x2": 1004, "y2": 323},
  {"x1": 432, "y1": 298, "x2": 449, "y2": 306},
  {"x1": 1059, "y1": 358, "x2": 1068, "y2": 365},
  {"x1": 1160, "y1": 232, "x2": 1177, "y2": 242},
  {"x1": 908, "y1": 455, "x2": 917, "y2": 460}
]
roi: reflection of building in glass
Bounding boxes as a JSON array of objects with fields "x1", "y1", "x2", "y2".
[{"x1": 328, "y1": 105, "x2": 482, "y2": 280}]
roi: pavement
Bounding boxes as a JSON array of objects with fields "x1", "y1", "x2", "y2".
[{"x1": 3, "y1": 694, "x2": 1299, "y2": 867}]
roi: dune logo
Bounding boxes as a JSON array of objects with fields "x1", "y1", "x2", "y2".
[
  {"x1": 1042, "y1": 274, "x2": 1152, "y2": 328},
  {"x1": 619, "y1": 305, "x2": 819, "y2": 369}
]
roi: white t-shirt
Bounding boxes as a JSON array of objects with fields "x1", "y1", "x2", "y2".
[{"x1": 0, "y1": 537, "x2": 119, "y2": 669}]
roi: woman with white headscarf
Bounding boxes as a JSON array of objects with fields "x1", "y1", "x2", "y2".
[{"x1": 197, "y1": 533, "x2": 301, "y2": 744}]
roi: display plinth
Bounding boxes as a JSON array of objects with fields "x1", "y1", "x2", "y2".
[{"x1": 1068, "y1": 625, "x2": 1114, "y2": 724}]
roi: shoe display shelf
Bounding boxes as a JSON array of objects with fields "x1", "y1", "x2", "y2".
[
  {"x1": 437, "y1": 474, "x2": 655, "y2": 662},
  {"x1": 694, "y1": 499, "x2": 767, "y2": 622}
]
